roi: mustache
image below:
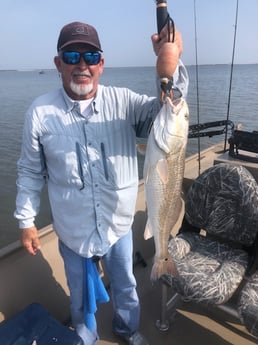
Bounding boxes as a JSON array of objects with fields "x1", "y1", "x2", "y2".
[{"x1": 73, "y1": 71, "x2": 92, "y2": 78}]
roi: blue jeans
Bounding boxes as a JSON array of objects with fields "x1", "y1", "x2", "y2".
[{"x1": 59, "y1": 229, "x2": 140, "y2": 345}]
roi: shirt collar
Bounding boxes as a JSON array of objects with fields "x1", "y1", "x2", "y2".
[{"x1": 61, "y1": 85, "x2": 103, "y2": 114}]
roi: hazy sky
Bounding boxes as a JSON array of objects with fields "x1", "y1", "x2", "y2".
[{"x1": 1, "y1": 0, "x2": 257, "y2": 70}]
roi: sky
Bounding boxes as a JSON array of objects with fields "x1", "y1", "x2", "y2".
[{"x1": 0, "y1": 0, "x2": 257, "y2": 70}]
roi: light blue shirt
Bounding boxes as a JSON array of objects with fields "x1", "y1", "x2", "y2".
[{"x1": 15, "y1": 62, "x2": 189, "y2": 257}]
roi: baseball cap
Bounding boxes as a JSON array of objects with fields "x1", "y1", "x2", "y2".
[{"x1": 57, "y1": 22, "x2": 102, "y2": 52}]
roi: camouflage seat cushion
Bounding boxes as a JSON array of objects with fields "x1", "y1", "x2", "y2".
[
  {"x1": 184, "y1": 163, "x2": 258, "y2": 246},
  {"x1": 168, "y1": 232, "x2": 248, "y2": 304},
  {"x1": 168, "y1": 163, "x2": 258, "y2": 307},
  {"x1": 238, "y1": 271, "x2": 258, "y2": 337}
]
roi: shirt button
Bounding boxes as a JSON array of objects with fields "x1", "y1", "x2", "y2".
[{"x1": 94, "y1": 246, "x2": 101, "y2": 253}]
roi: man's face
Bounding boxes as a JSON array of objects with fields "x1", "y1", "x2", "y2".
[{"x1": 54, "y1": 43, "x2": 104, "y2": 100}]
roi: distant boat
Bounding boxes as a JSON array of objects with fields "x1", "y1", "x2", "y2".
[{"x1": 39, "y1": 70, "x2": 45, "y2": 74}]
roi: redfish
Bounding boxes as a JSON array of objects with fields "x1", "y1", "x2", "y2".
[{"x1": 143, "y1": 97, "x2": 189, "y2": 280}]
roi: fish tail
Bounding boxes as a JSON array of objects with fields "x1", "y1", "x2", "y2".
[{"x1": 150, "y1": 256, "x2": 178, "y2": 281}]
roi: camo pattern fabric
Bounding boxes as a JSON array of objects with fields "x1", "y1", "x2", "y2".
[
  {"x1": 168, "y1": 232, "x2": 248, "y2": 304},
  {"x1": 185, "y1": 163, "x2": 258, "y2": 246},
  {"x1": 238, "y1": 272, "x2": 258, "y2": 337},
  {"x1": 168, "y1": 163, "x2": 258, "y2": 306}
]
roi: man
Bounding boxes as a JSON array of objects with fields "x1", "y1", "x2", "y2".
[{"x1": 15, "y1": 21, "x2": 188, "y2": 345}]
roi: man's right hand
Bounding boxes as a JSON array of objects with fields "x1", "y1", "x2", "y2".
[
  {"x1": 151, "y1": 26, "x2": 182, "y2": 57},
  {"x1": 20, "y1": 226, "x2": 41, "y2": 255}
]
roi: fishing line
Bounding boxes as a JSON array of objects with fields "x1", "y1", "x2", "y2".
[
  {"x1": 224, "y1": 0, "x2": 239, "y2": 151},
  {"x1": 193, "y1": 0, "x2": 201, "y2": 175},
  {"x1": 166, "y1": 16, "x2": 175, "y2": 43}
]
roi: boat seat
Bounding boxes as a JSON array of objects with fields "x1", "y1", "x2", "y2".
[
  {"x1": 238, "y1": 271, "x2": 258, "y2": 337},
  {"x1": 228, "y1": 129, "x2": 258, "y2": 163},
  {"x1": 164, "y1": 163, "x2": 258, "y2": 337}
]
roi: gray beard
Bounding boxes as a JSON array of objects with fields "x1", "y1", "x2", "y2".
[{"x1": 70, "y1": 81, "x2": 93, "y2": 96}]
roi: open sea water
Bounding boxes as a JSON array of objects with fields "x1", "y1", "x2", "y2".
[{"x1": 0, "y1": 64, "x2": 257, "y2": 248}]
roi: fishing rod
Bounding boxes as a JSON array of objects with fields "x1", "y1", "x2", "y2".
[
  {"x1": 224, "y1": 0, "x2": 239, "y2": 151},
  {"x1": 155, "y1": 1, "x2": 176, "y2": 101},
  {"x1": 156, "y1": 0, "x2": 170, "y2": 35},
  {"x1": 155, "y1": 1, "x2": 175, "y2": 45}
]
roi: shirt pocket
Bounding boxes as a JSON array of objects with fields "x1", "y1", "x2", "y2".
[
  {"x1": 99, "y1": 130, "x2": 138, "y2": 190},
  {"x1": 40, "y1": 134, "x2": 85, "y2": 188}
]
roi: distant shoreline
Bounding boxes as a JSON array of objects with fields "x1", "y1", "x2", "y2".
[
  {"x1": 0, "y1": 63, "x2": 258, "y2": 72},
  {"x1": 0, "y1": 68, "x2": 55, "y2": 72}
]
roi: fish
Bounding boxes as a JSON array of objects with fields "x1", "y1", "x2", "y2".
[{"x1": 143, "y1": 96, "x2": 189, "y2": 280}]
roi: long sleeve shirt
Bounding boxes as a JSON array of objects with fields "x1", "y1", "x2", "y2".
[{"x1": 14, "y1": 62, "x2": 189, "y2": 257}]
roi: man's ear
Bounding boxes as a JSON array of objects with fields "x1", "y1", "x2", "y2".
[
  {"x1": 99, "y1": 58, "x2": 105, "y2": 75},
  {"x1": 54, "y1": 56, "x2": 61, "y2": 73}
]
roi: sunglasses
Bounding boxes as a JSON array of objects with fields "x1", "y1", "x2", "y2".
[{"x1": 60, "y1": 51, "x2": 101, "y2": 65}]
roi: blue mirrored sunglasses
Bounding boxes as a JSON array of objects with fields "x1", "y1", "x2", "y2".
[{"x1": 60, "y1": 51, "x2": 101, "y2": 65}]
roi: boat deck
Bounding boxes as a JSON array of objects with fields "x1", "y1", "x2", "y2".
[
  {"x1": 97, "y1": 254, "x2": 258, "y2": 345},
  {"x1": 1, "y1": 142, "x2": 258, "y2": 344}
]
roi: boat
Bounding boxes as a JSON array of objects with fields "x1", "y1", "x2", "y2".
[
  {"x1": 1, "y1": 1, "x2": 258, "y2": 344},
  {"x1": 1, "y1": 136, "x2": 258, "y2": 344}
]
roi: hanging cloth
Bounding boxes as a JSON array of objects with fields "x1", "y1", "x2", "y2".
[{"x1": 83, "y1": 257, "x2": 110, "y2": 331}]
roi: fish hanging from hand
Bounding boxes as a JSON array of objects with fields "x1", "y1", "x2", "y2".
[{"x1": 143, "y1": 96, "x2": 189, "y2": 280}]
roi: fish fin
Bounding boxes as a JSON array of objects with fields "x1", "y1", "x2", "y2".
[
  {"x1": 150, "y1": 256, "x2": 178, "y2": 281},
  {"x1": 156, "y1": 159, "x2": 169, "y2": 184},
  {"x1": 174, "y1": 197, "x2": 184, "y2": 220},
  {"x1": 144, "y1": 220, "x2": 153, "y2": 240},
  {"x1": 171, "y1": 197, "x2": 185, "y2": 236}
]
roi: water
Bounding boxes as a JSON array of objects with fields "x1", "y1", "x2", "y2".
[{"x1": 0, "y1": 64, "x2": 257, "y2": 248}]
